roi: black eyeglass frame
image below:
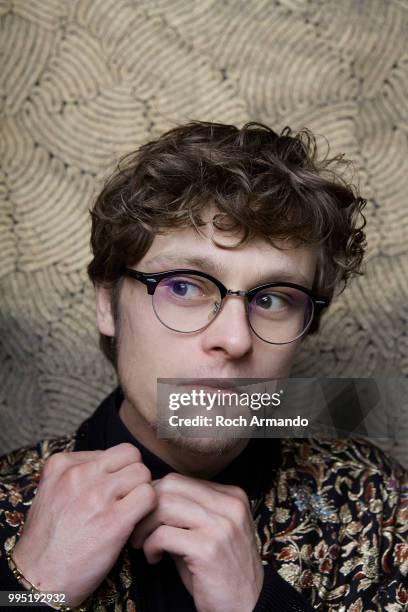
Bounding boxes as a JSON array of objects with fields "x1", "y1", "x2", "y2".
[{"x1": 123, "y1": 267, "x2": 330, "y2": 343}]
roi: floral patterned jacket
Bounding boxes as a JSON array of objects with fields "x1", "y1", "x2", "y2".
[{"x1": 0, "y1": 430, "x2": 407, "y2": 611}]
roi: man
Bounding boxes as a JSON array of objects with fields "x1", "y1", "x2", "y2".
[{"x1": 0, "y1": 121, "x2": 407, "y2": 611}]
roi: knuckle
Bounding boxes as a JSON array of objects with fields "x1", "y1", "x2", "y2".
[
  {"x1": 134, "y1": 463, "x2": 151, "y2": 483},
  {"x1": 42, "y1": 452, "x2": 67, "y2": 476},
  {"x1": 230, "y1": 496, "x2": 247, "y2": 522},
  {"x1": 229, "y1": 485, "x2": 248, "y2": 504},
  {"x1": 202, "y1": 538, "x2": 218, "y2": 561},
  {"x1": 120, "y1": 443, "x2": 141, "y2": 462},
  {"x1": 137, "y1": 482, "x2": 157, "y2": 508},
  {"x1": 216, "y1": 516, "x2": 235, "y2": 540},
  {"x1": 156, "y1": 493, "x2": 174, "y2": 516},
  {"x1": 63, "y1": 463, "x2": 85, "y2": 488},
  {"x1": 159, "y1": 472, "x2": 179, "y2": 491},
  {"x1": 151, "y1": 524, "x2": 167, "y2": 542}
]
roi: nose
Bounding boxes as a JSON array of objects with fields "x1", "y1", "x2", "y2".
[{"x1": 200, "y1": 294, "x2": 253, "y2": 359}]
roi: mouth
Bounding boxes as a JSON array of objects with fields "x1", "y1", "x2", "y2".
[{"x1": 177, "y1": 378, "x2": 243, "y2": 392}]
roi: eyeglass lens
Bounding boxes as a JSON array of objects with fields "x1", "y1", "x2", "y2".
[{"x1": 151, "y1": 274, "x2": 314, "y2": 343}]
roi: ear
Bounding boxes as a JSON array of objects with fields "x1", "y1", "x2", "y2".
[{"x1": 95, "y1": 284, "x2": 116, "y2": 337}]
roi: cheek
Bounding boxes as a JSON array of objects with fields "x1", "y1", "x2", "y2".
[
  {"x1": 117, "y1": 296, "x2": 182, "y2": 382},
  {"x1": 116, "y1": 306, "x2": 165, "y2": 422},
  {"x1": 257, "y1": 342, "x2": 300, "y2": 379},
  {"x1": 118, "y1": 301, "x2": 156, "y2": 370}
]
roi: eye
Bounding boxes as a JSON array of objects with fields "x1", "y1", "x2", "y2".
[
  {"x1": 166, "y1": 278, "x2": 204, "y2": 298},
  {"x1": 254, "y1": 292, "x2": 290, "y2": 310}
]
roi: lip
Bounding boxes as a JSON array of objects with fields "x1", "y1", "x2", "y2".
[{"x1": 178, "y1": 379, "x2": 243, "y2": 391}]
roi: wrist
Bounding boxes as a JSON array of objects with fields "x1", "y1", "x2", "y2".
[{"x1": 7, "y1": 548, "x2": 78, "y2": 611}]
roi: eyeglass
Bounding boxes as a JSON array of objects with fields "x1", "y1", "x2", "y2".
[{"x1": 123, "y1": 268, "x2": 330, "y2": 345}]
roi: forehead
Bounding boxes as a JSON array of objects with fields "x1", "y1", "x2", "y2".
[{"x1": 139, "y1": 222, "x2": 318, "y2": 288}]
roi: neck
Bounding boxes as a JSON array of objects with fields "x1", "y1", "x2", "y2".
[{"x1": 118, "y1": 398, "x2": 249, "y2": 479}]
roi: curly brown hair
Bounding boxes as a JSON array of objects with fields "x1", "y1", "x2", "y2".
[{"x1": 88, "y1": 121, "x2": 367, "y2": 366}]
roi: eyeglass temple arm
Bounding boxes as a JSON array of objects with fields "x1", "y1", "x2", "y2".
[
  {"x1": 315, "y1": 297, "x2": 330, "y2": 309},
  {"x1": 124, "y1": 269, "x2": 159, "y2": 295}
]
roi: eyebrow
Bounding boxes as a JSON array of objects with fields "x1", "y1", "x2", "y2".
[{"x1": 142, "y1": 252, "x2": 312, "y2": 287}]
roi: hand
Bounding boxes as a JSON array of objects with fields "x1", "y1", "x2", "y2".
[
  {"x1": 130, "y1": 473, "x2": 264, "y2": 612},
  {"x1": 12, "y1": 443, "x2": 157, "y2": 607}
]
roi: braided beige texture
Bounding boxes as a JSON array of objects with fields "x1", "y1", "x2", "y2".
[{"x1": 1, "y1": 0, "x2": 407, "y2": 466}]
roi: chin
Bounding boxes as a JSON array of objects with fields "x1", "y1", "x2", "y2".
[
  {"x1": 148, "y1": 419, "x2": 247, "y2": 457},
  {"x1": 165, "y1": 435, "x2": 243, "y2": 456},
  {"x1": 150, "y1": 418, "x2": 243, "y2": 456}
]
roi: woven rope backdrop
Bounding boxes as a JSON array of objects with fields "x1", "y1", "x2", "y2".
[{"x1": 1, "y1": 0, "x2": 407, "y2": 466}]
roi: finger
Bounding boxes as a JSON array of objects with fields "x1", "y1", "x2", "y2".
[
  {"x1": 114, "y1": 482, "x2": 158, "y2": 527},
  {"x1": 110, "y1": 462, "x2": 152, "y2": 499},
  {"x1": 39, "y1": 450, "x2": 104, "y2": 483},
  {"x1": 46, "y1": 445, "x2": 142, "y2": 474},
  {"x1": 70, "y1": 450, "x2": 105, "y2": 460},
  {"x1": 131, "y1": 494, "x2": 208, "y2": 548},
  {"x1": 196, "y1": 480, "x2": 250, "y2": 503},
  {"x1": 41, "y1": 445, "x2": 143, "y2": 492},
  {"x1": 99, "y1": 443, "x2": 142, "y2": 473},
  {"x1": 151, "y1": 477, "x2": 246, "y2": 502},
  {"x1": 172, "y1": 554, "x2": 193, "y2": 594},
  {"x1": 143, "y1": 525, "x2": 196, "y2": 564},
  {"x1": 153, "y1": 473, "x2": 250, "y2": 518}
]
